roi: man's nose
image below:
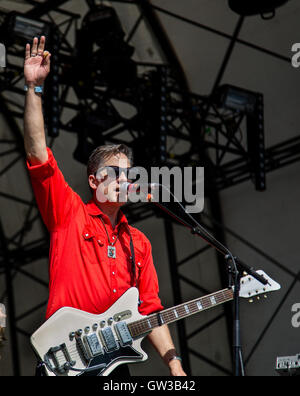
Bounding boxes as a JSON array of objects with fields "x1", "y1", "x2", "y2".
[{"x1": 119, "y1": 170, "x2": 129, "y2": 182}]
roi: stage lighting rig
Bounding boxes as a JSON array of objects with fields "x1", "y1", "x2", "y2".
[
  {"x1": 216, "y1": 85, "x2": 257, "y2": 113},
  {"x1": 228, "y1": 0, "x2": 290, "y2": 19},
  {"x1": 1, "y1": 12, "x2": 51, "y2": 45},
  {"x1": 216, "y1": 85, "x2": 266, "y2": 191},
  {"x1": 74, "y1": 3, "x2": 137, "y2": 94},
  {"x1": 0, "y1": 12, "x2": 60, "y2": 138}
]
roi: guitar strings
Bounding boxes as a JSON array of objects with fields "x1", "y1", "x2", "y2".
[
  {"x1": 129, "y1": 289, "x2": 233, "y2": 336},
  {"x1": 130, "y1": 292, "x2": 230, "y2": 334},
  {"x1": 49, "y1": 289, "x2": 233, "y2": 368}
]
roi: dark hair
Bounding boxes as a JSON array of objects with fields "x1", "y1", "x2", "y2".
[{"x1": 87, "y1": 144, "x2": 133, "y2": 177}]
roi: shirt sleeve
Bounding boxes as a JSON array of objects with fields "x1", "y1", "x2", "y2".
[
  {"x1": 137, "y1": 235, "x2": 164, "y2": 316},
  {"x1": 26, "y1": 148, "x2": 78, "y2": 231}
]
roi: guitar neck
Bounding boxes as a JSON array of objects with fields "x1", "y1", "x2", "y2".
[{"x1": 128, "y1": 288, "x2": 234, "y2": 338}]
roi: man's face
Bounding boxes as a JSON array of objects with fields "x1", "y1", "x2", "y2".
[{"x1": 89, "y1": 153, "x2": 132, "y2": 207}]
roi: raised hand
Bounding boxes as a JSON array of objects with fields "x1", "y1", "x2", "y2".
[{"x1": 24, "y1": 36, "x2": 51, "y2": 86}]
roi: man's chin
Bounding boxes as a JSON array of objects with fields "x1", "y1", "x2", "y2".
[{"x1": 95, "y1": 197, "x2": 127, "y2": 207}]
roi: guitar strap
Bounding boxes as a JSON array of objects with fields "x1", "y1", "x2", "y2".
[
  {"x1": 127, "y1": 225, "x2": 142, "y2": 306},
  {"x1": 127, "y1": 226, "x2": 137, "y2": 288}
]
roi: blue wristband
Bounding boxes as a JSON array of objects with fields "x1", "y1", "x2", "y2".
[{"x1": 24, "y1": 85, "x2": 43, "y2": 94}]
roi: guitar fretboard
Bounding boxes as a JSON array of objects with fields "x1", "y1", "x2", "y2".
[{"x1": 128, "y1": 288, "x2": 233, "y2": 338}]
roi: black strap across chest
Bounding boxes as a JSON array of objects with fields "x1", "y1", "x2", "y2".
[{"x1": 128, "y1": 229, "x2": 137, "y2": 288}]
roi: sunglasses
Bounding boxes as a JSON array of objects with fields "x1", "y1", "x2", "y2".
[{"x1": 95, "y1": 166, "x2": 136, "y2": 182}]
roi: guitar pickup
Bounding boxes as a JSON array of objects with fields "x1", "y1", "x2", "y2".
[
  {"x1": 115, "y1": 322, "x2": 133, "y2": 346},
  {"x1": 84, "y1": 333, "x2": 103, "y2": 357},
  {"x1": 100, "y1": 327, "x2": 118, "y2": 352}
]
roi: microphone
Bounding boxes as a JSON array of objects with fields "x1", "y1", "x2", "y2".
[
  {"x1": 120, "y1": 182, "x2": 160, "y2": 194},
  {"x1": 119, "y1": 182, "x2": 161, "y2": 203}
]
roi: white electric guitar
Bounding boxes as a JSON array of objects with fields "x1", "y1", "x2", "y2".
[{"x1": 30, "y1": 270, "x2": 280, "y2": 376}]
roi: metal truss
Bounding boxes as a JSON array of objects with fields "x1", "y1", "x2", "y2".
[{"x1": 0, "y1": 0, "x2": 299, "y2": 376}]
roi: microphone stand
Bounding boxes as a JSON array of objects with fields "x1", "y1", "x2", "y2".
[{"x1": 151, "y1": 192, "x2": 268, "y2": 377}]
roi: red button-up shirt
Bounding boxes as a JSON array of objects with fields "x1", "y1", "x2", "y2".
[{"x1": 27, "y1": 148, "x2": 163, "y2": 319}]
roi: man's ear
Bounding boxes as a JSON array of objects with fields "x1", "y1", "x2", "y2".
[{"x1": 88, "y1": 175, "x2": 98, "y2": 191}]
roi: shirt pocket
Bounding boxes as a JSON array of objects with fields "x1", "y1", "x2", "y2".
[{"x1": 82, "y1": 226, "x2": 105, "y2": 266}]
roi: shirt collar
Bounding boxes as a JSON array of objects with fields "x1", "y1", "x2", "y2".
[{"x1": 86, "y1": 199, "x2": 128, "y2": 229}]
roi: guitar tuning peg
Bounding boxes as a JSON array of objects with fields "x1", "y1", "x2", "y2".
[
  {"x1": 249, "y1": 299, "x2": 254, "y2": 303},
  {"x1": 257, "y1": 296, "x2": 260, "y2": 300},
  {"x1": 264, "y1": 295, "x2": 267, "y2": 299}
]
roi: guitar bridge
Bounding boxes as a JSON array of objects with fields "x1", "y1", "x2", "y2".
[{"x1": 44, "y1": 343, "x2": 76, "y2": 375}]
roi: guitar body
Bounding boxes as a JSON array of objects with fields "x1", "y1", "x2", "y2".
[
  {"x1": 31, "y1": 288, "x2": 148, "y2": 376},
  {"x1": 30, "y1": 270, "x2": 280, "y2": 376}
]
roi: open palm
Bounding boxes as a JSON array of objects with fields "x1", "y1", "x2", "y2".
[{"x1": 24, "y1": 36, "x2": 51, "y2": 85}]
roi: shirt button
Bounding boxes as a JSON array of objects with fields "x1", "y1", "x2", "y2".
[
  {"x1": 112, "y1": 272, "x2": 115, "y2": 275},
  {"x1": 113, "y1": 289, "x2": 117, "y2": 293},
  {"x1": 138, "y1": 262, "x2": 141, "y2": 266},
  {"x1": 85, "y1": 233, "x2": 89, "y2": 237}
]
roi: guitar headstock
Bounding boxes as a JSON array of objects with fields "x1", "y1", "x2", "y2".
[{"x1": 239, "y1": 270, "x2": 281, "y2": 301}]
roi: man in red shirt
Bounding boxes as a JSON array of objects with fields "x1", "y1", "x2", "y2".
[{"x1": 24, "y1": 36, "x2": 186, "y2": 376}]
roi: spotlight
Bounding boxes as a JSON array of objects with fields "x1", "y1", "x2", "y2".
[
  {"x1": 75, "y1": 4, "x2": 137, "y2": 93},
  {"x1": 2, "y1": 12, "x2": 51, "y2": 45},
  {"x1": 1, "y1": 12, "x2": 58, "y2": 137},
  {"x1": 216, "y1": 85, "x2": 257, "y2": 114},
  {"x1": 216, "y1": 85, "x2": 266, "y2": 191},
  {"x1": 228, "y1": 0, "x2": 290, "y2": 18}
]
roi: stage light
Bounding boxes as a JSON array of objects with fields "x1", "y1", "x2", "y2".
[
  {"x1": 216, "y1": 85, "x2": 266, "y2": 191},
  {"x1": 228, "y1": 0, "x2": 290, "y2": 18},
  {"x1": 2, "y1": 12, "x2": 51, "y2": 44},
  {"x1": 216, "y1": 85, "x2": 257, "y2": 114},
  {"x1": 75, "y1": 4, "x2": 137, "y2": 93}
]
